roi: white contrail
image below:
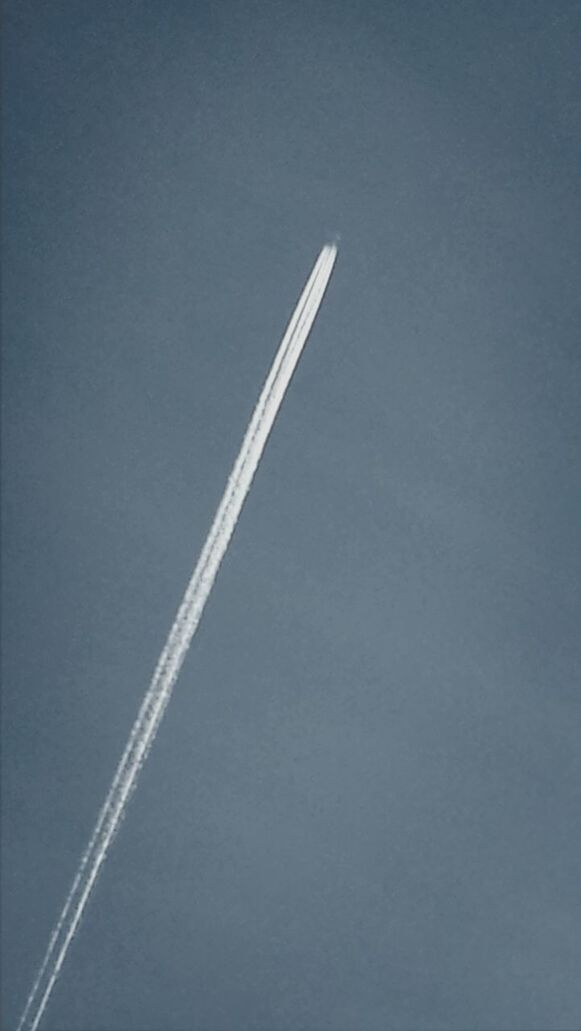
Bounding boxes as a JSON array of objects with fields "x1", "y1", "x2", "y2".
[{"x1": 17, "y1": 242, "x2": 337, "y2": 1031}]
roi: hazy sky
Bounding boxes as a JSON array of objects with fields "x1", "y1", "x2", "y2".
[{"x1": 3, "y1": 3, "x2": 581, "y2": 1030}]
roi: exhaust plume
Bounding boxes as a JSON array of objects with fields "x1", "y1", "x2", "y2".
[{"x1": 17, "y1": 242, "x2": 338, "y2": 1031}]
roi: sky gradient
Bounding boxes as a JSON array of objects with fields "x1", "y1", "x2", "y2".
[{"x1": 3, "y1": 3, "x2": 581, "y2": 1029}]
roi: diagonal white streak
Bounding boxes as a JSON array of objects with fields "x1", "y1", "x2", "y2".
[{"x1": 17, "y1": 242, "x2": 337, "y2": 1031}]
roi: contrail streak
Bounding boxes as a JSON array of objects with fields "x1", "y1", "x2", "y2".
[{"x1": 17, "y1": 242, "x2": 338, "y2": 1031}]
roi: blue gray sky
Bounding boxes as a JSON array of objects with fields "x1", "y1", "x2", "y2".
[{"x1": 2, "y1": 3, "x2": 581, "y2": 1029}]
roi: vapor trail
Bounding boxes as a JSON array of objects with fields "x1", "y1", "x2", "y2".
[{"x1": 17, "y1": 242, "x2": 338, "y2": 1031}]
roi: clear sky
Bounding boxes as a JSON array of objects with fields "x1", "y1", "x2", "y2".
[{"x1": 2, "y1": 3, "x2": 581, "y2": 1029}]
